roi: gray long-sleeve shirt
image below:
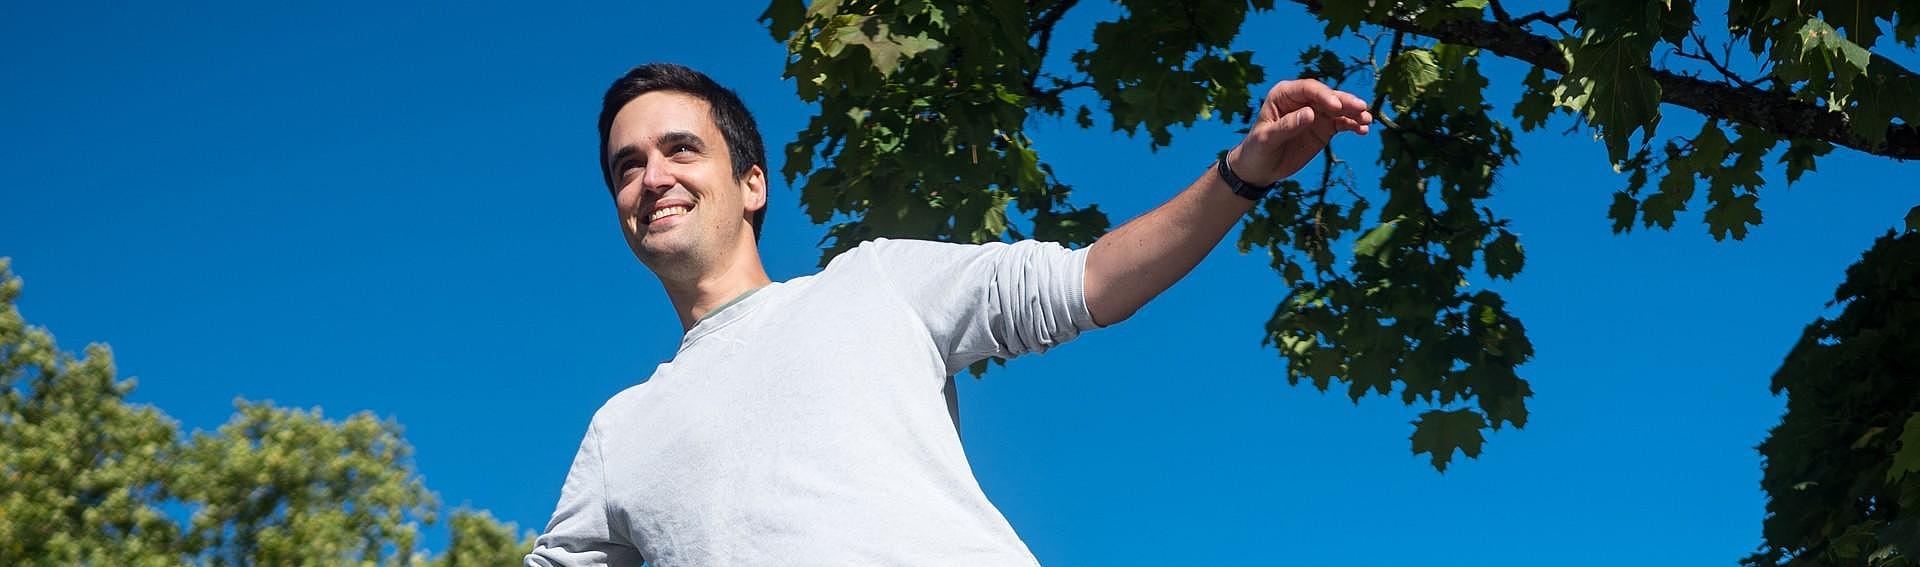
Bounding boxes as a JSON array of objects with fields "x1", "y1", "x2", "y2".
[{"x1": 526, "y1": 238, "x2": 1101, "y2": 566}]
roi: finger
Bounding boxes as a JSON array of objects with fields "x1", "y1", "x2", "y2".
[
  {"x1": 1271, "y1": 105, "x2": 1318, "y2": 138},
  {"x1": 1332, "y1": 115, "x2": 1370, "y2": 136},
  {"x1": 1333, "y1": 115, "x2": 1362, "y2": 133},
  {"x1": 1336, "y1": 91, "x2": 1369, "y2": 116},
  {"x1": 1271, "y1": 79, "x2": 1343, "y2": 116}
]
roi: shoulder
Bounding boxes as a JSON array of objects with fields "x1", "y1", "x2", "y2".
[
  {"x1": 587, "y1": 374, "x2": 660, "y2": 431},
  {"x1": 838, "y1": 238, "x2": 1012, "y2": 268}
]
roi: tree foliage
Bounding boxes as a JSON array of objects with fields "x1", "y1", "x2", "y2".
[
  {"x1": 763, "y1": 0, "x2": 1919, "y2": 472},
  {"x1": 0, "y1": 258, "x2": 534, "y2": 565},
  {"x1": 1749, "y1": 229, "x2": 1920, "y2": 567}
]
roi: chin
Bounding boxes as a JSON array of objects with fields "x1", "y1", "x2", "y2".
[{"x1": 633, "y1": 238, "x2": 706, "y2": 278}]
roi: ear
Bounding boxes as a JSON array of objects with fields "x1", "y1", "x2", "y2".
[{"x1": 741, "y1": 164, "x2": 767, "y2": 213}]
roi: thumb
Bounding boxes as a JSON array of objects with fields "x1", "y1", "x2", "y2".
[{"x1": 1264, "y1": 105, "x2": 1318, "y2": 142}]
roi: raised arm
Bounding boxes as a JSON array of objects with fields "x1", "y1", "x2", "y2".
[{"x1": 1083, "y1": 79, "x2": 1373, "y2": 326}]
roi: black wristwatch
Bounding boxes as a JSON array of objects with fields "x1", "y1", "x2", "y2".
[{"x1": 1215, "y1": 152, "x2": 1277, "y2": 201}]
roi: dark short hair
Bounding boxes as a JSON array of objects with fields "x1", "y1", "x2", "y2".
[{"x1": 598, "y1": 63, "x2": 767, "y2": 239}]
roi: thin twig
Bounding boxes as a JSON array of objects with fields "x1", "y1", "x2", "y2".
[
  {"x1": 1025, "y1": 0, "x2": 1080, "y2": 95},
  {"x1": 1486, "y1": 0, "x2": 1513, "y2": 23},
  {"x1": 1510, "y1": 10, "x2": 1575, "y2": 29},
  {"x1": 1671, "y1": 32, "x2": 1761, "y2": 90}
]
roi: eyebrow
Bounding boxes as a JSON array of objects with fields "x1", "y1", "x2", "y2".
[
  {"x1": 608, "y1": 144, "x2": 641, "y2": 172},
  {"x1": 657, "y1": 130, "x2": 707, "y2": 152},
  {"x1": 606, "y1": 130, "x2": 709, "y2": 171}
]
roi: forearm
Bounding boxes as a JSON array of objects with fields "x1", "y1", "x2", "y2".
[
  {"x1": 1083, "y1": 162, "x2": 1253, "y2": 326},
  {"x1": 1079, "y1": 78, "x2": 1370, "y2": 327}
]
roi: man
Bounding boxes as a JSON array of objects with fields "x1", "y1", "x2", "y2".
[{"x1": 527, "y1": 63, "x2": 1371, "y2": 566}]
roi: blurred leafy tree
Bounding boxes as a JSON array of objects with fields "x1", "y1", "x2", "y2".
[
  {"x1": 761, "y1": 0, "x2": 1920, "y2": 471},
  {"x1": 426, "y1": 510, "x2": 541, "y2": 567},
  {"x1": 170, "y1": 401, "x2": 436, "y2": 566},
  {"x1": 0, "y1": 261, "x2": 182, "y2": 564},
  {"x1": 0, "y1": 258, "x2": 534, "y2": 565},
  {"x1": 1749, "y1": 229, "x2": 1920, "y2": 567}
]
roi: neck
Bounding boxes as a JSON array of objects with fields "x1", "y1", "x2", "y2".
[{"x1": 660, "y1": 242, "x2": 772, "y2": 332}]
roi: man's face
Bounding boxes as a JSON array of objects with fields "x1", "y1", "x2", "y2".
[{"x1": 605, "y1": 91, "x2": 765, "y2": 278}]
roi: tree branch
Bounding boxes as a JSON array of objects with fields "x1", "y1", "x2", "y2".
[
  {"x1": 1485, "y1": 0, "x2": 1513, "y2": 23},
  {"x1": 1510, "y1": 9, "x2": 1575, "y2": 30},
  {"x1": 1287, "y1": 0, "x2": 1919, "y2": 160},
  {"x1": 1026, "y1": 0, "x2": 1080, "y2": 94},
  {"x1": 1670, "y1": 32, "x2": 1762, "y2": 90},
  {"x1": 1034, "y1": 79, "x2": 1093, "y2": 99}
]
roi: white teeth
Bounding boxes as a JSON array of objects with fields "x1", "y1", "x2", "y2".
[{"x1": 648, "y1": 206, "x2": 690, "y2": 223}]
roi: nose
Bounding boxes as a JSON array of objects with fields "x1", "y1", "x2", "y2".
[{"x1": 639, "y1": 159, "x2": 676, "y2": 195}]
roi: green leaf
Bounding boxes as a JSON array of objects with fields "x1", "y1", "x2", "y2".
[
  {"x1": 1780, "y1": 138, "x2": 1834, "y2": 186},
  {"x1": 1483, "y1": 230, "x2": 1524, "y2": 279},
  {"x1": 849, "y1": 22, "x2": 942, "y2": 76},
  {"x1": 1317, "y1": 0, "x2": 1372, "y2": 37},
  {"x1": 1815, "y1": 2, "x2": 1895, "y2": 49},
  {"x1": 1641, "y1": 192, "x2": 1684, "y2": 230},
  {"x1": 1853, "y1": 426, "x2": 1889, "y2": 450},
  {"x1": 1379, "y1": 48, "x2": 1441, "y2": 113},
  {"x1": 1609, "y1": 191, "x2": 1639, "y2": 233},
  {"x1": 1890, "y1": 413, "x2": 1920, "y2": 481},
  {"x1": 1555, "y1": 31, "x2": 1663, "y2": 162},
  {"x1": 1353, "y1": 218, "x2": 1402, "y2": 262},
  {"x1": 760, "y1": 0, "x2": 808, "y2": 41},
  {"x1": 1573, "y1": 0, "x2": 1659, "y2": 38},
  {"x1": 1704, "y1": 193, "x2": 1762, "y2": 241},
  {"x1": 1657, "y1": 0, "x2": 1696, "y2": 46},
  {"x1": 1410, "y1": 409, "x2": 1488, "y2": 472},
  {"x1": 1512, "y1": 67, "x2": 1557, "y2": 132},
  {"x1": 1690, "y1": 121, "x2": 1729, "y2": 163}
]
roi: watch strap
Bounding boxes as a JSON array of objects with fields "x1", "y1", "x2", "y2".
[{"x1": 1215, "y1": 153, "x2": 1276, "y2": 201}]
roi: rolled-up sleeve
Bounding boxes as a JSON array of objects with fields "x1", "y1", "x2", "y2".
[
  {"x1": 526, "y1": 421, "x2": 643, "y2": 566},
  {"x1": 859, "y1": 238, "x2": 1103, "y2": 375}
]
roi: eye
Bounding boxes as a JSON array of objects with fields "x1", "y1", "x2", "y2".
[
  {"x1": 617, "y1": 160, "x2": 643, "y2": 182},
  {"x1": 668, "y1": 143, "x2": 695, "y2": 156}
]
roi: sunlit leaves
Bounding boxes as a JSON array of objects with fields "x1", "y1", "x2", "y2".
[
  {"x1": 1813, "y1": 0, "x2": 1900, "y2": 48},
  {"x1": 425, "y1": 510, "x2": 539, "y2": 567},
  {"x1": 769, "y1": 0, "x2": 1108, "y2": 263},
  {"x1": 0, "y1": 261, "x2": 530, "y2": 565},
  {"x1": 1352, "y1": 217, "x2": 1402, "y2": 261},
  {"x1": 1379, "y1": 48, "x2": 1440, "y2": 113},
  {"x1": 829, "y1": 20, "x2": 943, "y2": 76},
  {"x1": 173, "y1": 402, "x2": 435, "y2": 565},
  {"x1": 1075, "y1": 0, "x2": 1265, "y2": 148},
  {"x1": 1728, "y1": 2, "x2": 1920, "y2": 164},
  {"x1": 769, "y1": 0, "x2": 1920, "y2": 477},
  {"x1": 1554, "y1": 29, "x2": 1663, "y2": 162},
  {"x1": 1248, "y1": 44, "x2": 1530, "y2": 472}
]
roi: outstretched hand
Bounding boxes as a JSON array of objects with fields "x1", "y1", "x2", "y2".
[{"x1": 1226, "y1": 79, "x2": 1373, "y2": 187}]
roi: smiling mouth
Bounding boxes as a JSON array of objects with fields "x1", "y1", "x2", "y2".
[{"x1": 646, "y1": 205, "x2": 691, "y2": 224}]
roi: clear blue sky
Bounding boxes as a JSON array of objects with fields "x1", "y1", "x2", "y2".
[{"x1": 3, "y1": 1, "x2": 1915, "y2": 564}]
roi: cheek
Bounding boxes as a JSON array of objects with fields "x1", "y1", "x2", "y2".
[{"x1": 613, "y1": 192, "x2": 641, "y2": 231}]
